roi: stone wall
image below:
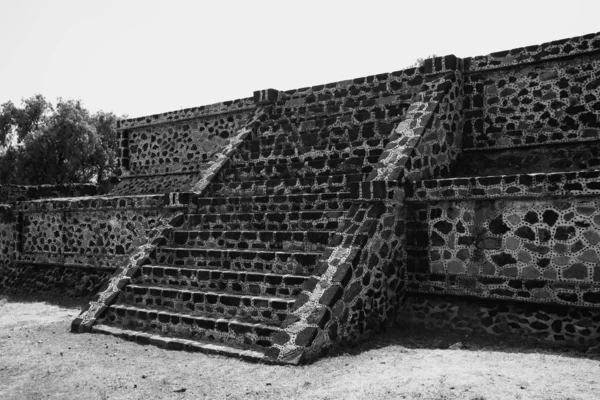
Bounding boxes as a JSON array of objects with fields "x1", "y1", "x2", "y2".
[
  {"x1": 0, "y1": 195, "x2": 184, "y2": 297},
  {"x1": 0, "y1": 205, "x2": 18, "y2": 284},
  {"x1": 112, "y1": 98, "x2": 256, "y2": 195},
  {"x1": 463, "y1": 32, "x2": 600, "y2": 72},
  {"x1": 17, "y1": 195, "x2": 168, "y2": 269},
  {"x1": 405, "y1": 191, "x2": 600, "y2": 308},
  {"x1": 462, "y1": 53, "x2": 600, "y2": 150},
  {"x1": 403, "y1": 31, "x2": 600, "y2": 317},
  {"x1": 400, "y1": 293, "x2": 600, "y2": 346}
]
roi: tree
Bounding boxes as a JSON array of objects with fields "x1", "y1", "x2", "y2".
[
  {"x1": 0, "y1": 95, "x2": 119, "y2": 185},
  {"x1": 0, "y1": 94, "x2": 52, "y2": 146}
]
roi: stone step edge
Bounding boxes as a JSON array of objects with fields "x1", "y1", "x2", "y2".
[
  {"x1": 262, "y1": 102, "x2": 408, "y2": 125},
  {"x1": 183, "y1": 211, "x2": 346, "y2": 217},
  {"x1": 405, "y1": 169, "x2": 600, "y2": 202},
  {"x1": 234, "y1": 139, "x2": 387, "y2": 155},
  {"x1": 129, "y1": 278, "x2": 303, "y2": 300},
  {"x1": 213, "y1": 172, "x2": 371, "y2": 184},
  {"x1": 462, "y1": 135, "x2": 600, "y2": 152},
  {"x1": 124, "y1": 283, "x2": 298, "y2": 304},
  {"x1": 239, "y1": 133, "x2": 390, "y2": 149},
  {"x1": 171, "y1": 229, "x2": 338, "y2": 234},
  {"x1": 209, "y1": 172, "x2": 368, "y2": 186},
  {"x1": 193, "y1": 192, "x2": 353, "y2": 202},
  {"x1": 107, "y1": 303, "x2": 284, "y2": 329},
  {"x1": 157, "y1": 246, "x2": 324, "y2": 255},
  {"x1": 92, "y1": 324, "x2": 278, "y2": 364},
  {"x1": 191, "y1": 190, "x2": 362, "y2": 203},
  {"x1": 223, "y1": 155, "x2": 382, "y2": 171},
  {"x1": 140, "y1": 265, "x2": 310, "y2": 280}
]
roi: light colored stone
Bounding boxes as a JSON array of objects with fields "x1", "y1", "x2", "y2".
[
  {"x1": 578, "y1": 249, "x2": 600, "y2": 264},
  {"x1": 552, "y1": 256, "x2": 572, "y2": 266},
  {"x1": 533, "y1": 290, "x2": 553, "y2": 300},
  {"x1": 431, "y1": 261, "x2": 445, "y2": 274},
  {"x1": 576, "y1": 206, "x2": 596, "y2": 216},
  {"x1": 583, "y1": 229, "x2": 600, "y2": 246},
  {"x1": 447, "y1": 233, "x2": 455, "y2": 250},
  {"x1": 522, "y1": 265, "x2": 540, "y2": 279},
  {"x1": 507, "y1": 214, "x2": 521, "y2": 226},
  {"x1": 543, "y1": 268, "x2": 558, "y2": 280},
  {"x1": 448, "y1": 260, "x2": 466, "y2": 274},
  {"x1": 505, "y1": 236, "x2": 521, "y2": 250},
  {"x1": 553, "y1": 243, "x2": 569, "y2": 254},
  {"x1": 517, "y1": 250, "x2": 532, "y2": 263}
]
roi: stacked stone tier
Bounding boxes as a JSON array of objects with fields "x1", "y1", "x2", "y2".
[
  {"x1": 137, "y1": 265, "x2": 307, "y2": 297},
  {"x1": 404, "y1": 167, "x2": 600, "y2": 309},
  {"x1": 406, "y1": 169, "x2": 600, "y2": 201},
  {"x1": 94, "y1": 89, "x2": 408, "y2": 360},
  {"x1": 456, "y1": 140, "x2": 600, "y2": 177}
]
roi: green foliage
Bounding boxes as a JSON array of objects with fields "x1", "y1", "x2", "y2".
[{"x1": 0, "y1": 95, "x2": 119, "y2": 185}]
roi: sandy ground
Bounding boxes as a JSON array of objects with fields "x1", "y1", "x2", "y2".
[{"x1": 1, "y1": 295, "x2": 600, "y2": 400}]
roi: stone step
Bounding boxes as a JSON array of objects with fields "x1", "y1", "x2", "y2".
[
  {"x1": 182, "y1": 211, "x2": 344, "y2": 231},
  {"x1": 152, "y1": 247, "x2": 321, "y2": 275},
  {"x1": 456, "y1": 140, "x2": 600, "y2": 177},
  {"x1": 170, "y1": 230, "x2": 335, "y2": 251},
  {"x1": 119, "y1": 284, "x2": 295, "y2": 324},
  {"x1": 190, "y1": 192, "x2": 353, "y2": 214},
  {"x1": 260, "y1": 102, "x2": 406, "y2": 137},
  {"x1": 99, "y1": 304, "x2": 282, "y2": 350},
  {"x1": 239, "y1": 124, "x2": 394, "y2": 155},
  {"x1": 405, "y1": 169, "x2": 600, "y2": 202},
  {"x1": 92, "y1": 324, "x2": 273, "y2": 363},
  {"x1": 220, "y1": 156, "x2": 380, "y2": 181},
  {"x1": 208, "y1": 173, "x2": 366, "y2": 197},
  {"x1": 230, "y1": 139, "x2": 386, "y2": 168},
  {"x1": 270, "y1": 93, "x2": 410, "y2": 121},
  {"x1": 136, "y1": 265, "x2": 307, "y2": 297}
]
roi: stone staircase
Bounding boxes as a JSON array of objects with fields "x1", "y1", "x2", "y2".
[{"x1": 91, "y1": 91, "x2": 411, "y2": 361}]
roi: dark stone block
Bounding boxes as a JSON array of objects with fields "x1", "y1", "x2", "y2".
[
  {"x1": 307, "y1": 307, "x2": 331, "y2": 329},
  {"x1": 490, "y1": 288, "x2": 515, "y2": 297},
  {"x1": 433, "y1": 220, "x2": 453, "y2": 235},
  {"x1": 332, "y1": 264, "x2": 352, "y2": 287},
  {"x1": 583, "y1": 292, "x2": 600, "y2": 303},
  {"x1": 530, "y1": 321, "x2": 549, "y2": 331},
  {"x1": 431, "y1": 231, "x2": 446, "y2": 247},
  {"x1": 524, "y1": 211, "x2": 539, "y2": 224},
  {"x1": 319, "y1": 285, "x2": 343, "y2": 307},
  {"x1": 489, "y1": 215, "x2": 510, "y2": 235},
  {"x1": 515, "y1": 226, "x2": 536, "y2": 241},
  {"x1": 295, "y1": 327, "x2": 318, "y2": 347},
  {"x1": 272, "y1": 331, "x2": 291, "y2": 345},
  {"x1": 458, "y1": 235, "x2": 475, "y2": 246},
  {"x1": 491, "y1": 253, "x2": 517, "y2": 267},
  {"x1": 344, "y1": 281, "x2": 362, "y2": 303},
  {"x1": 557, "y1": 293, "x2": 578, "y2": 303},
  {"x1": 563, "y1": 263, "x2": 588, "y2": 280},
  {"x1": 554, "y1": 226, "x2": 576, "y2": 241},
  {"x1": 523, "y1": 242, "x2": 550, "y2": 255}
]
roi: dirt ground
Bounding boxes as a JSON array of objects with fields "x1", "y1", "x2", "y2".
[{"x1": 1, "y1": 294, "x2": 600, "y2": 400}]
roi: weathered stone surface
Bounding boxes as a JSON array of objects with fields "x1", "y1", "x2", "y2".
[
  {"x1": 448, "y1": 260, "x2": 466, "y2": 274},
  {"x1": 578, "y1": 250, "x2": 600, "y2": 264}
]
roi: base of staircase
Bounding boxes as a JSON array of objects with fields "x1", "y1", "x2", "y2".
[{"x1": 92, "y1": 323, "x2": 279, "y2": 364}]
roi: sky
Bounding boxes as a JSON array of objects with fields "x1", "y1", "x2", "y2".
[{"x1": 1, "y1": 0, "x2": 599, "y2": 119}]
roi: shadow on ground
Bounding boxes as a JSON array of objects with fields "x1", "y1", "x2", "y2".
[
  {"x1": 327, "y1": 322, "x2": 600, "y2": 362},
  {"x1": 0, "y1": 291, "x2": 90, "y2": 311}
]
